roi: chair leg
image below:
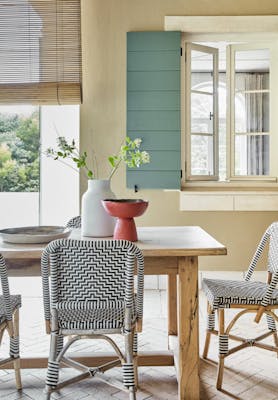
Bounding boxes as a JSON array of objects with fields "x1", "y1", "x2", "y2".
[
  {"x1": 123, "y1": 330, "x2": 136, "y2": 400},
  {"x1": 45, "y1": 332, "x2": 60, "y2": 398},
  {"x1": 11, "y1": 309, "x2": 22, "y2": 390},
  {"x1": 133, "y1": 332, "x2": 138, "y2": 388},
  {"x1": 203, "y1": 302, "x2": 215, "y2": 359},
  {"x1": 56, "y1": 334, "x2": 64, "y2": 357},
  {"x1": 266, "y1": 314, "x2": 278, "y2": 356},
  {"x1": 217, "y1": 309, "x2": 227, "y2": 390}
]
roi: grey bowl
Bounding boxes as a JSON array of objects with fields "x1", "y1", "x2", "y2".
[{"x1": 0, "y1": 226, "x2": 71, "y2": 244}]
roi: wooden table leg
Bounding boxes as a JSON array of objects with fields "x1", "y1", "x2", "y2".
[
  {"x1": 177, "y1": 256, "x2": 200, "y2": 400},
  {"x1": 168, "y1": 274, "x2": 177, "y2": 336}
]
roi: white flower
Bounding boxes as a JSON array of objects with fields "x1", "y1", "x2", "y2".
[
  {"x1": 134, "y1": 138, "x2": 142, "y2": 148},
  {"x1": 141, "y1": 151, "x2": 150, "y2": 163}
]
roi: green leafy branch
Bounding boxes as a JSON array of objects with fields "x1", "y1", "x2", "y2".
[
  {"x1": 46, "y1": 137, "x2": 94, "y2": 179},
  {"x1": 46, "y1": 136, "x2": 150, "y2": 180},
  {"x1": 108, "y1": 137, "x2": 150, "y2": 179}
]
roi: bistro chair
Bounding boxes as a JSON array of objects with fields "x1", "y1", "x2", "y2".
[
  {"x1": 41, "y1": 238, "x2": 144, "y2": 400},
  {"x1": 66, "y1": 215, "x2": 81, "y2": 229},
  {"x1": 202, "y1": 221, "x2": 278, "y2": 390},
  {"x1": 0, "y1": 253, "x2": 22, "y2": 389}
]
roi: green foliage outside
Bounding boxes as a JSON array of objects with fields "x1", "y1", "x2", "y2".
[{"x1": 0, "y1": 110, "x2": 40, "y2": 192}]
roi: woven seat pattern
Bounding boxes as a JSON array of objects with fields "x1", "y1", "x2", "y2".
[
  {"x1": 56, "y1": 300, "x2": 136, "y2": 331},
  {"x1": 203, "y1": 278, "x2": 278, "y2": 310}
]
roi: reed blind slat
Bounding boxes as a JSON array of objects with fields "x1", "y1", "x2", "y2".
[{"x1": 0, "y1": 0, "x2": 82, "y2": 105}]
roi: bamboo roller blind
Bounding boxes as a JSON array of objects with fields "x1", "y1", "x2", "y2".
[{"x1": 0, "y1": 0, "x2": 82, "y2": 105}]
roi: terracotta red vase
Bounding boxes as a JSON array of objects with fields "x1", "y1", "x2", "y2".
[{"x1": 102, "y1": 199, "x2": 148, "y2": 242}]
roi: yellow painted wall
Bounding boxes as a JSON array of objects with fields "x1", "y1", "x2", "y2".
[{"x1": 80, "y1": 0, "x2": 278, "y2": 270}]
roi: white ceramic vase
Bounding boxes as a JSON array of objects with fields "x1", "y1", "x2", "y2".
[{"x1": 81, "y1": 179, "x2": 116, "y2": 237}]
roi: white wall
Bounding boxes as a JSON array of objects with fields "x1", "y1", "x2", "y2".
[{"x1": 40, "y1": 106, "x2": 80, "y2": 226}]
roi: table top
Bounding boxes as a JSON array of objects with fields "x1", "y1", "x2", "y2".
[{"x1": 0, "y1": 226, "x2": 227, "y2": 259}]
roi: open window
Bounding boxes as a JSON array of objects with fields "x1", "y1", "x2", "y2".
[
  {"x1": 184, "y1": 40, "x2": 276, "y2": 184},
  {"x1": 228, "y1": 43, "x2": 271, "y2": 180},
  {"x1": 185, "y1": 43, "x2": 218, "y2": 181}
]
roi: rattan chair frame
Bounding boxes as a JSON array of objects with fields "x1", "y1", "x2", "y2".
[
  {"x1": 41, "y1": 238, "x2": 144, "y2": 400},
  {"x1": 202, "y1": 222, "x2": 278, "y2": 390}
]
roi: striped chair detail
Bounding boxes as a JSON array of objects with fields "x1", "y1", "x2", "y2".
[
  {"x1": 41, "y1": 239, "x2": 144, "y2": 400},
  {"x1": 65, "y1": 216, "x2": 81, "y2": 229},
  {"x1": 0, "y1": 253, "x2": 22, "y2": 389},
  {"x1": 202, "y1": 222, "x2": 278, "y2": 391}
]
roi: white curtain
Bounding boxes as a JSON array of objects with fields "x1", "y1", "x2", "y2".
[{"x1": 244, "y1": 73, "x2": 269, "y2": 175}]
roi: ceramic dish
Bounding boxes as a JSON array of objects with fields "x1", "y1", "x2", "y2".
[{"x1": 0, "y1": 226, "x2": 71, "y2": 244}]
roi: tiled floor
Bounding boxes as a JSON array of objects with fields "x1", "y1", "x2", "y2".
[{"x1": 1, "y1": 275, "x2": 278, "y2": 399}]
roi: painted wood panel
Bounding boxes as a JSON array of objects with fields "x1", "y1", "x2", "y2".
[
  {"x1": 127, "y1": 110, "x2": 180, "y2": 131},
  {"x1": 127, "y1": 131, "x2": 180, "y2": 151},
  {"x1": 127, "y1": 31, "x2": 181, "y2": 51},
  {"x1": 127, "y1": 51, "x2": 180, "y2": 71},
  {"x1": 128, "y1": 150, "x2": 180, "y2": 171},
  {"x1": 127, "y1": 71, "x2": 180, "y2": 91},
  {"x1": 127, "y1": 31, "x2": 181, "y2": 189},
  {"x1": 127, "y1": 91, "x2": 180, "y2": 111},
  {"x1": 127, "y1": 171, "x2": 181, "y2": 190}
]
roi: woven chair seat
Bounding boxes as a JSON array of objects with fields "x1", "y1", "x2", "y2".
[
  {"x1": 57, "y1": 302, "x2": 136, "y2": 331},
  {"x1": 0, "y1": 295, "x2": 21, "y2": 324},
  {"x1": 202, "y1": 278, "x2": 278, "y2": 310}
]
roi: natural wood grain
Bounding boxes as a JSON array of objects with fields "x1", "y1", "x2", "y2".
[
  {"x1": 13, "y1": 309, "x2": 22, "y2": 390},
  {"x1": 168, "y1": 275, "x2": 177, "y2": 336},
  {"x1": 178, "y1": 256, "x2": 200, "y2": 400},
  {"x1": 0, "y1": 351, "x2": 175, "y2": 369},
  {"x1": 0, "y1": 226, "x2": 227, "y2": 260},
  {"x1": 217, "y1": 309, "x2": 225, "y2": 390},
  {"x1": 202, "y1": 302, "x2": 213, "y2": 359}
]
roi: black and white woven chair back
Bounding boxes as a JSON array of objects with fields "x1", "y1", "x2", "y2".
[
  {"x1": 245, "y1": 222, "x2": 278, "y2": 284},
  {"x1": 43, "y1": 239, "x2": 142, "y2": 315},
  {"x1": 267, "y1": 222, "x2": 278, "y2": 274},
  {"x1": 41, "y1": 239, "x2": 144, "y2": 400},
  {"x1": 66, "y1": 216, "x2": 81, "y2": 229}
]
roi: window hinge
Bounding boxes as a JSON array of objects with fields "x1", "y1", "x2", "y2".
[
  {"x1": 180, "y1": 47, "x2": 183, "y2": 57},
  {"x1": 185, "y1": 161, "x2": 187, "y2": 173},
  {"x1": 180, "y1": 169, "x2": 182, "y2": 178}
]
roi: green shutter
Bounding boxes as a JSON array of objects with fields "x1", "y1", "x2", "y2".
[{"x1": 127, "y1": 31, "x2": 181, "y2": 190}]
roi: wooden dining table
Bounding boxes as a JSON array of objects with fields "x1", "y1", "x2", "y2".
[{"x1": 0, "y1": 226, "x2": 227, "y2": 400}]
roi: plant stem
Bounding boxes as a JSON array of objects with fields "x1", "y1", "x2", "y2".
[{"x1": 108, "y1": 159, "x2": 122, "y2": 180}]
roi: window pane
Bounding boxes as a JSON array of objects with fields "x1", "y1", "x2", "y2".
[
  {"x1": 191, "y1": 50, "x2": 213, "y2": 91},
  {"x1": 191, "y1": 92, "x2": 213, "y2": 134},
  {"x1": 191, "y1": 135, "x2": 214, "y2": 176},
  {"x1": 0, "y1": 106, "x2": 39, "y2": 192},
  {"x1": 235, "y1": 72, "x2": 269, "y2": 91},
  {"x1": 0, "y1": 105, "x2": 39, "y2": 228},
  {"x1": 235, "y1": 92, "x2": 269, "y2": 133},
  {"x1": 235, "y1": 134, "x2": 269, "y2": 175},
  {"x1": 191, "y1": 72, "x2": 213, "y2": 90}
]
